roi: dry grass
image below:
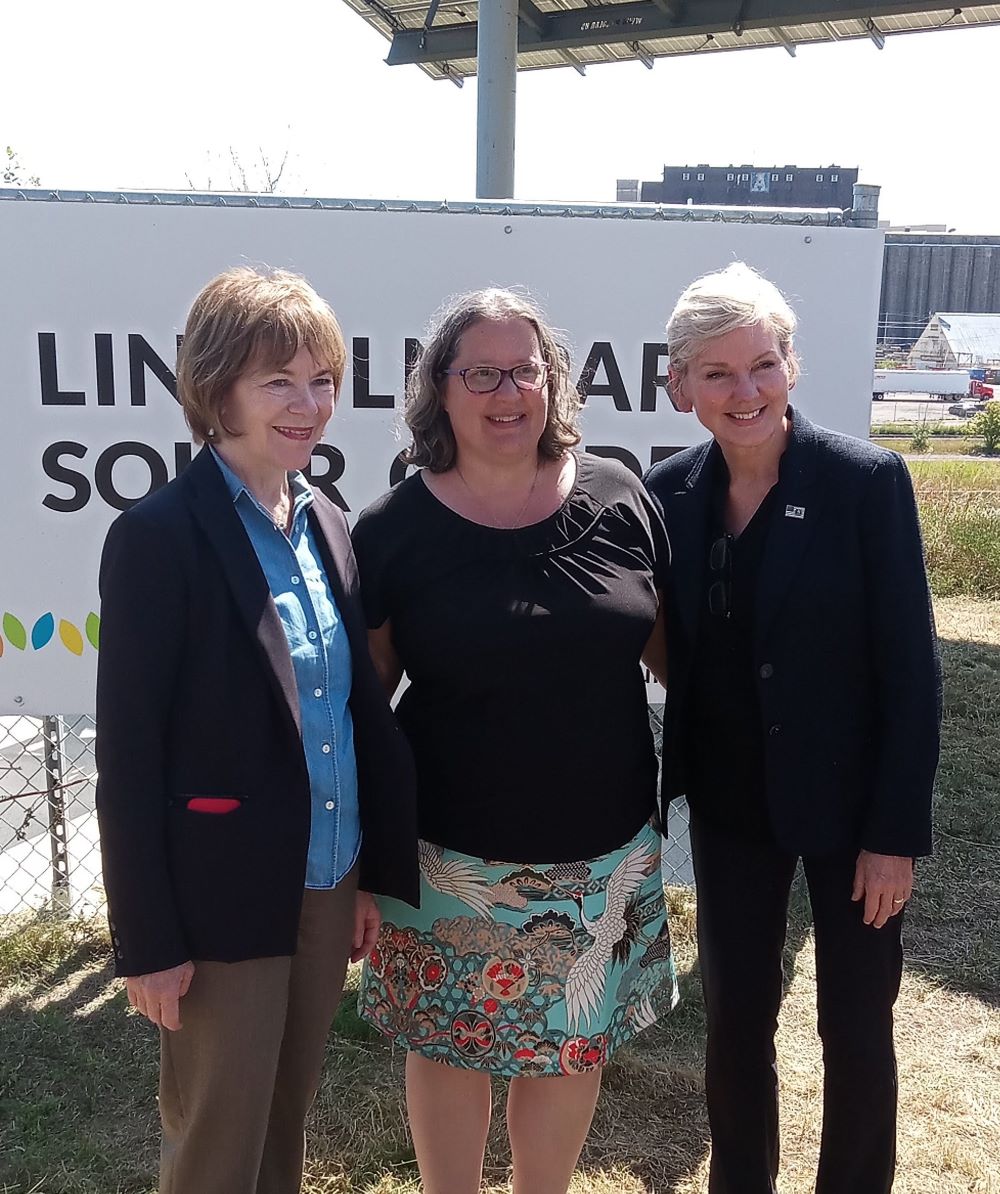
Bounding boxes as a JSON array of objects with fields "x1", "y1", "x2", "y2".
[
  {"x1": 1, "y1": 602, "x2": 998, "y2": 1194},
  {"x1": 910, "y1": 459, "x2": 1000, "y2": 599}
]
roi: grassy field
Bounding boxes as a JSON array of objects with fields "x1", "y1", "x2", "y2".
[
  {"x1": 875, "y1": 437, "x2": 982, "y2": 456},
  {"x1": 911, "y1": 460, "x2": 1000, "y2": 599},
  {"x1": 2, "y1": 593, "x2": 998, "y2": 1194}
]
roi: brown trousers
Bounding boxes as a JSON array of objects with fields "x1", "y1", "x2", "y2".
[{"x1": 158, "y1": 868, "x2": 358, "y2": 1194}]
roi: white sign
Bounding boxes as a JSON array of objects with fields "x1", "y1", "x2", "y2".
[{"x1": 0, "y1": 197, "x2": 883, "y2": 713}]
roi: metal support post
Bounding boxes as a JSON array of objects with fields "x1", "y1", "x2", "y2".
[
  {"x1": 43, "y1": 714, "x2": 72, "y2": 915},
  {"x1": 476, "y1": 0, "x2": 518, "y2": 199}
]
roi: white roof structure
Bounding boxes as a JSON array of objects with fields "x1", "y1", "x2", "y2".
[{"x1": 908, "y1": 313, "x2": 1000, "y2": 368}]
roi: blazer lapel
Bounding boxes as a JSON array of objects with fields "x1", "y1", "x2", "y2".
[
  {"x1": 665, "y1": 440, "x2": 716, "y2": 644},
  {"x1": 755, "y1": 409, "x2": 820, "y2": 648},
  {"x1": 184, "y1": 449, "x2": 302, "y2": 735},
  {"x1": 306, "y1": 497, "x2": 367, "y2": 661}
]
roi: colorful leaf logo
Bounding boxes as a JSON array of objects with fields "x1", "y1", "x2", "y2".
[
  {"x1": 31, "y1": 613, "x2": 55, "y2": 650},
  {"x1": 3, "y1": 613, "x2": 26, "y2": 651},
  {"x1": 86, "y1": 612, "x2": 101, "y2": 650},
  {"x1": 0, "y1": 635, "x2": 4, "y2": 658},
  {"x1": 59, "y1": 620, "x2": 84, "y2": 656}
]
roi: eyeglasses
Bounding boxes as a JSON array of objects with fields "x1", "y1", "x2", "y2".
[
  {"x1": 442, "y1": 363, "x2": 548, "y2": 394},
  {"x1": 708, "y1": 534, "x2": 733, "y2": 619}
]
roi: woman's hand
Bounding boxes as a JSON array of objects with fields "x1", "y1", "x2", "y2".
[
  {"x1": 126, "y1": 961, "x2": 195, "y2": 1031},
  {"x1": 352, "y1": 890, "x2": 381, "y2": 963},
  {"x1": 851, "y1": 850, "x2": 913, "y2": 929}
]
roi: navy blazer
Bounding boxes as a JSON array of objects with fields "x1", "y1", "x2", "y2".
[
  {"x1": 95, "y1": 447, "x2": 419, "y2": 977},
  {"x1": 644, "y1": 409, "x2": 941, "y2": 859}
]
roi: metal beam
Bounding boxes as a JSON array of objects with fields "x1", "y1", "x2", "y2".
[
  {"x1": 773, "y1": 24, "x2": 796, "y2": 55},
  {"x1": 866, "y1": 17, "x2": 886, "y2": 48},
  {"x1": 631, "y1": 39, "x2": 656, "y2": 67},
  {"x1": 516, "y1": 0, "x2": 546, "y2": 34},
  {"x1": 386, "y1": 1, "x2": 970, "y2": 65},
  {"x1": 476, "y1": 0, "x2": 517, "y2": 198}
]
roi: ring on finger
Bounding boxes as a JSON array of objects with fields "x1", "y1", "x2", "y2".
[{"x1": 891, "y1": 897, "x2": 906, "y2": 906}]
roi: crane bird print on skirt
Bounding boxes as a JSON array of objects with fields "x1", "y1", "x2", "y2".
[{"x1": 359, "y1": 820, "x2": 679, "y2": 1077}]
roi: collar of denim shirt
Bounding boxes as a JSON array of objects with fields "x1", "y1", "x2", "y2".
[{"x1": 209, "y1": 446, "x2": 314, "y2": 527}]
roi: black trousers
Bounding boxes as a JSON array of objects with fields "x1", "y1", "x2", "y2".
[{"x1": 689, "y1": 816, "x2": 903, "y2": 1194}]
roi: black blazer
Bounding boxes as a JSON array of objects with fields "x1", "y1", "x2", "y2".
[
  {"x1": 644, "y1": 409, "x2": 941, "y2": 859},
  {"x1": 95, "y1": 448, "x2": 419, "y2": 977}
]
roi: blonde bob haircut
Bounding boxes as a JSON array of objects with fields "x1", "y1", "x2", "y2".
[
  {"x1": 404, "y1": 287, "x2": 581, "y2": 472},
  {"x1": 177, "y1": 267, "x2": 347, "y2": 444},
  {"x1": 666, "y1": 261, "x2": 800, "y2": 384}
]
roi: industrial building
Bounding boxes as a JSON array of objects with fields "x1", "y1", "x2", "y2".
[
  {"x1": 621, "y1": 165, "x2": 858, "y2": 209},
  {"x1": 907, "y1": 312, "x2": 1000, "y2": 369},
  {"x1": 880, "y1": 234, "x2": 1000, "y2": 350}
]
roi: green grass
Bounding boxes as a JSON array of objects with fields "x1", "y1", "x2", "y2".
[
  {"x1": 871, "y1": 423, "x2": 972, "y2": 438},
  {"x1": 1, "y1": 602, "x2": 998, "y2": 1194},
  {"x1": 875, "y1": 437, "x2": 981, "y2": 456},
  {"x1": 910, "y1": 460, "x2": 1000, "y2": 599}
]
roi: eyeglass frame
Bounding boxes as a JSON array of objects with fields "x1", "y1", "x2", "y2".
[
  {"x1": 708, "y1": 533, "x2": 733, "y2": 619},
  {"x1": 441, "y1": 363, "x2": 549, "y2": 394}
]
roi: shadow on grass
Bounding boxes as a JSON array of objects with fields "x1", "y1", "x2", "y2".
[
  {"x1": 904, "y1": 634, "x2": 1000, "y2": 1002},
  {"x1": 0, "y1": 946, "x2": 160, "y2": 1194},
  {"x1": 5, "y1": 624, "x2": 993, "y2": 1194}
]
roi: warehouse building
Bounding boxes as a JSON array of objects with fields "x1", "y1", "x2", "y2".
[
  {"x1": 620, "y1": 165, "x2": 858, "y2": 209},
  {"x1": 907, "y1": 312, "x2": 1000, "y2": 369}
]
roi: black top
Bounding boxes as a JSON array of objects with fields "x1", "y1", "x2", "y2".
[
  {"x1": 352, "y1": 453, "x2": 668, "y2": 862},
  {"x1": 644, "y1": 409, "x2": 941, "y2": 859},
  {"x1": 685, "y1": 457, "x2": 777, "y2": 841}
]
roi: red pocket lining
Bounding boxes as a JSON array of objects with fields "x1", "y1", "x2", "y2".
[{"x1": 185, "y1": 797, "x2": 242, "y2": 815}]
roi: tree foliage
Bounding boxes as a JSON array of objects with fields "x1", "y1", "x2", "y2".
[
  {"x1": 972, "y1": 402, "x2": 1000, "y2": 454},
  {"x1": 3, "y1": 146, "x2": 40, "y2": 187},
  {"x1": 185, "y1": 145, "x2": 291, "y2": 194}
]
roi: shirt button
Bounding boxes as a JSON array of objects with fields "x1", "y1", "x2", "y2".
[
  {"x1": 759, "y1": 663, "x2": 774, "y2": 679},
  {"x1": 314, "y1": 687, "x2": 323, "y2": 698},
  {"x1": 322, "y1": 743, "x2": 331, "y2": 754},
  {"x1": 308, "y1": 630, "x2": 318, "y2": 641},
  {"x1": 325, "y1": 800, "x2": 335, "y2": 811},
  {"x1": 769, "y1": 723, "x2": 782, "y2": 736},
  {"x1": 291, "y1": 575, "x2": 301, "y2": 585}
]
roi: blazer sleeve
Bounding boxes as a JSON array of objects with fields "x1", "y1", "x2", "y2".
[
  {"x1": 858, "y1": 452, "x2": 942, "y2": 857},
  {"x1": 95, "y1": 509, "x2": 191, "y2": 976}
]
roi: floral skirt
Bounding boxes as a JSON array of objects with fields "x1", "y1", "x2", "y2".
[{"x1": 358, "y1": 819, "x2": 679, "y2": 1077}]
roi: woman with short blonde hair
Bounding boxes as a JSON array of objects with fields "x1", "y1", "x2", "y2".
[{"x1": 645, "y1": 261, "x2": 940, "y2": 1194}]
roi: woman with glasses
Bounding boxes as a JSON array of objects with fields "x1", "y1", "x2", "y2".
[
  {"x1": 644, "y1": 263, "x2": 941, "y2": 1194},
  {"x1": 351, "y1": 288, "x2": 678, "y2": 1194}
]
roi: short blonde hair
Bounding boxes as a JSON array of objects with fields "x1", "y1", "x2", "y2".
[
  {"x1": 177, "y1": 267, "x2": 347, "y2": 443},
  {"x1": 404, "y1": 288, "x2": 581, "y2": 472},
  {"x1": 666, "y1": 262, "x2": 799, "y2": 383}
]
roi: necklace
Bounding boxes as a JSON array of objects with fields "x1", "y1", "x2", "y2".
[{"x1": 455, "y1": 460, "x2": 541, "y2": 530}]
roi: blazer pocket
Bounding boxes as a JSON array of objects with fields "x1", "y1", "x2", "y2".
[{"x1": 176, "y1": 794, "x2": 247, "y2": 815}]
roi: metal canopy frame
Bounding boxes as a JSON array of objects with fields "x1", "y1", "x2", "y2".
[
  {"x1": 338, "y1": 0, "x2": 1000, "y2": 198},
  {"x1": 343, "y1": 1, "x2": 1000, "y2": 77}
]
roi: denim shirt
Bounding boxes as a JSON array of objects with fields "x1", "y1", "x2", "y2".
[{"x1": 211, "y1": 449, "x2": 361, "y2": 888}]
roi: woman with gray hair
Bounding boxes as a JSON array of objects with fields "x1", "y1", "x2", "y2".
[
  {"x1": 644, "y1": 262, "x2": 940, "y2": 1194},
  {"x1": 351, "y1": 287, "x2": 679, "y2": 1194}
]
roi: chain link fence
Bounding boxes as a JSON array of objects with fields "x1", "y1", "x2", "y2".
[
  {"x1": 1, "y1": 714, "x2": 101, "y2": 924},
  {"x1": 1, "y1": 709, "x2": 693, "y2": 942}
]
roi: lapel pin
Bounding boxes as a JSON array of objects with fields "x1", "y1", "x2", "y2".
[{"x1": 785, "y1": 504, "x2": 806, "y2": 520}]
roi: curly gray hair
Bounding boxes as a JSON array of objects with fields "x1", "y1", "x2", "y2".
[{"x1": 403, "y1": 288, "x2": 581, "y2": 472}]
